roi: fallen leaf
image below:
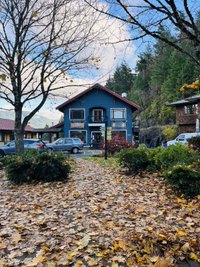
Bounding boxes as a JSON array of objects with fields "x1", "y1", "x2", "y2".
[
  {"x1": 26, "y1": 255, "x2": 46, "y2": 266},
  {"x1": 189, "y1": 252, "x2": 198, "y2": 261}
]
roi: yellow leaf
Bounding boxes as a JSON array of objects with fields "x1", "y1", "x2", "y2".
[
  {"x1": 177, "y1": 198, "x2": 187, "y2": 205},
  {"x1": 189, "y1": 252, "x2": 198, "y2": 261},
  {"x1": 112, "y1": 263, "x2": 119, "y2": 267},
  {"x1": 150, "y1": 256, "x2": 159, "y2": 263},
  {"x1": 67, "y1": 252, "x2": 73, "y2": 261},
  {"x1": 73, "y1": 193, "x2": 80, "y2": 199},
  {"x1": 118, "y1": 240, "x2": 126, "y2": 250},
  {"x1": 76, "y1": 260, "x2": 83, "y2": 266},
  {"x1": 96, "y1": 252, "x2": 104, "y2": 257},
  {"x1": 41, "y1": 246, "x2": 49, "y2": 253},
  {"x1": 176, "y1": 230, "x2": 187, "y2": 237}
]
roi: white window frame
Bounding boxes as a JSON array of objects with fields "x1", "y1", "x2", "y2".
[
  {"x1": 69, "y1": 130, "x2": 87, "y2": 144},
  {"x1": 110, "y1": 108, "x2": 126, "y2": 120},
  {"x1": 69, "y1": 108, "x2": 85, "y2": 121}
]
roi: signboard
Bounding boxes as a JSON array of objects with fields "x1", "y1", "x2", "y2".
[
  {"x1": 70, "y1": 122, "x2": 84, "y2": 128},
  {"x1": 107, "y1": 127, "x2": 112, "y2": 140}
]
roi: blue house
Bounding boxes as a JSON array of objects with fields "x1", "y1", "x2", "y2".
[{"x1": 56, "y1": 83, "x2": 139, "y2": 146}]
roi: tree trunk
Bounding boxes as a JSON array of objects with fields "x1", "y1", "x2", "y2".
[{"x1": 15, "y1": 107, "x2": 24, "y2": 155}]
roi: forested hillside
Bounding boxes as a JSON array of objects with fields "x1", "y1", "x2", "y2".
[{"x1": 106, "y1": 28, "x2": 200, "y2": 127}]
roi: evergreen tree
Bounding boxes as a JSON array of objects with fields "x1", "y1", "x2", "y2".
[{"x1": 106, "y1": 62, "x2": 134, "y2": 95}]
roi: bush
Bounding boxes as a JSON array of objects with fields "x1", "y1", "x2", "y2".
[
  {"x1": 162, "y1": 126, "x2": 178, "y2": 141},
  {"x1": 147, "y1": 146, "x2": 163, "y2": 171},
  {"x1": 118, "y1": 147, "x2": 149, "y2": 174},
  {"x1": 34, "y1": 152, "x2": 71, "y2": 182},
  {"x1": 2, "y1": 155, "x2": 34, "y2": 184},
  {"x1": 150, "y1": 144, "x2": 199, "y2": 171},
  {"x1": 2, "y1": 152, "x2": 71, "y2": 184},
  {"x1": 102, "y1": 136, "x2": 135, "y2": 155},
  {"x1": 188, "y1": 136, "x2": 200, "y2": 152},
  {"x1": 165, "y1": 164, "x2": 200, "y2": 197}
]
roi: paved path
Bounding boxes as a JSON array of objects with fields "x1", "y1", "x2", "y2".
[{"x1": 0, "y1": 158, "x2": 199, "y2": 267}]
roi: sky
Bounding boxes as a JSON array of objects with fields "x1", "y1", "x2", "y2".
[{"x1": 0, "y1": 0, "x2": 139, "y2": 125}]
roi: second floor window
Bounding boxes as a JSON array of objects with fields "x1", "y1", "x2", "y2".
[
  {"x1": 184, "y1": 104, "x2": 198, "y2": 115},
  {"x1": 70, "y1": 109, "x2": 84, "y2": 120},
  {"x1": 111, "y1": 108, "x2": 126, "y2": 120}
]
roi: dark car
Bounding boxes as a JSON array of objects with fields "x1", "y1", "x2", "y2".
[
  {"x1": 0, "y1": 139, "x2": 46, "y2": 158},
  {"x1": 46, "y1": 138, "x2": 83, "y2": 154}
]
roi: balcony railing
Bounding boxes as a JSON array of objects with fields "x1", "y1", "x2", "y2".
[{"x1": 88, "y1": 116, "x2": 108, "y2": 123}]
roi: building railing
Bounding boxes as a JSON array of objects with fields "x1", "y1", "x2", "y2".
[{"x1": 88, "y1": 116, "x2": 108, "y2": 123}]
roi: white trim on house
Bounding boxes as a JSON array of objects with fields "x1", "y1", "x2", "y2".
[
  {"x1": 69, "y1": 108, "x2": 85, "y2": 121},
  {"x1": 88, "y1": 123, "x2": 105, "y2": 127}
]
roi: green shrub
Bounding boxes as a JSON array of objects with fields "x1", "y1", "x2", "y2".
[
  {"x1": 151, "y1": 144, "x2": 199, "y2": 171},
  {"x1": 147, "y1": 146, "x2": 163, "y2": 171},
  {"x1": 2, "y1": 152, "x2": 71, "y2": 184},
  {"x1": 162, "y1": 126, "x2": 178, "y2": 141},
  {"x1": 2, "y1": 155, "x2": 34, "y2": 184},
  {"x1": 118, "y1": 147, "x2": 149, "y2": 174},
  {"x1": 165, "y1": 164, "x2": 200, "y2": 197},
  {"x1": 188, "y1": 136, "x2": 200, "y2": 152},
  {"x1": 34, "y1": 152, "x2": 71, "y2": 182}
]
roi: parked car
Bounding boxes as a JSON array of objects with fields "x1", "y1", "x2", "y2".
[
  {"x1": 0, "y1": 139, "x2": 46, "y2": 157},
  {"x1": 167, "y1": 132, "x2": 200, "y2": 146},
  {"x1": 46, "y1": 138, "x2": 83, "y2": 154}
]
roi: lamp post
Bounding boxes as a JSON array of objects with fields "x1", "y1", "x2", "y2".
[{"x1": 104, "y1": 120, "x2": 108, "y2": 160}]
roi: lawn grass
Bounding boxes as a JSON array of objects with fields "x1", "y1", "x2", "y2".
[{"x1": 84, "y1": 155, "x2": 119, "y2": 169}]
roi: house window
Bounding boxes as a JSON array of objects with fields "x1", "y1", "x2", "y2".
[
  {"x1": 92, "y1": 109, "x2": 103, "y2": 122},
  {"x1": 69, "y1": 130, "x2": 86, "y2": 143},
  {"x1": 112, "y1": 130, "x2": 127, "y2": 140},
  {"x1": 184, "y1": 104, "x2": 198, "y2": 115},
  {"x1": 110, "y1": 108, "x2": 126, "y2": 120},
  {"x1": 69, "y1": 109, "x2": 85, "y2": 120}
]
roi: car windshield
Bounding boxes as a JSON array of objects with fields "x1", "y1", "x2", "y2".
[{"x1": 54, "y1": 138, "x2": 64, "y2": 144}]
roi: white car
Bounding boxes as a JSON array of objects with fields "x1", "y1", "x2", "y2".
[{"x1": 167, "y1": 132, "x2": 200, "y2": 146}]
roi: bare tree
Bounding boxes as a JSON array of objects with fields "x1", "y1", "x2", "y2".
[
  {"x1": 84, "y1": 0, "x2": 200, "y2": 66},
  {"x1": 0, "y1": 0, "x2": 103, "y2": 153}
]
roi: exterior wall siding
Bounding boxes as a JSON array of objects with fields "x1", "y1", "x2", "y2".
[
  {"x1": 62, "y1": 88, "x2": 134, "y2": 145},
  {"x1": 176, "y1": 100, "x2": 200, "y2": 133}
]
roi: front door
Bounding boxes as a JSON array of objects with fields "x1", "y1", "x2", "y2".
[{"x1": 91, "y1": 131, "x2": 102, "y2": 149}]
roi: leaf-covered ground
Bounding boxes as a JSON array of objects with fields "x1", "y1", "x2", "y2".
[{"x1": 0, "y1": 159, "x2": 199, "y2": 267}]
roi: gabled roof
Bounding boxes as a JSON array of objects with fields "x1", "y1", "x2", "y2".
[
  {"x1": 168, "y1": 94, "x2": 200, "y2": 106},
  {"x1": 56, "y1": 83, "x2": 140, "y2": 111},
  {"x1": 50, "y1": 121, "x2": 64, "y2": 129},
  {"x1": 0, "y1": 118, "x2": 33, "y2": 131}
]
